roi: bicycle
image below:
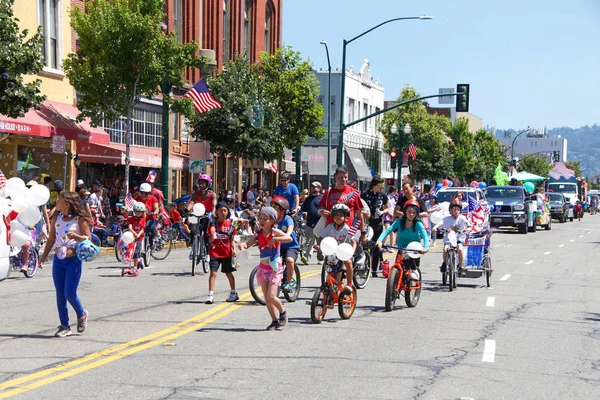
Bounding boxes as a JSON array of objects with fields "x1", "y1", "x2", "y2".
[
  {"x1": 188, "y1": 213, "x2": 210, "y2": 276},
  {"x1": 310, "y1": 250, "x2": 357, "y2": 323},
  {"x1": 442, "y1": 230, "x2": 462, "y2": 292},
  {"x1": 382, "y1": 244, "x2": 423, "y2": 311},
  {"x1": 149, "y1": 221, "x2": 175, "y2": 261},
  {"x1": 294, "y1": 214, "x2": 311, "y2": 264},
  {"x1": 10, "y1": 243, "x2": 40, "y2": 278}
]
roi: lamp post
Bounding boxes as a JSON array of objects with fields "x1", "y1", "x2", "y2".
[
  {"x1": 510, "y1": 127, "x2": 533, "y2": 162},
  {"x1": 391, "y1": 122, "x2": 411, "y2": 184},
  {"x1": 320, "y1": 40, "x2": 332, "y2": 186},
  {"x1": 160, "y1": 81, "x2": 172, "y2": 208},
  {"x1": 337, "y1": 16, "x2": 432, "y2": 167}
]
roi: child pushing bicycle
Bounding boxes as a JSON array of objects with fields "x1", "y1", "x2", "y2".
[{"x1": 123, "y1": 202, "x2": 147, "y2": 276}]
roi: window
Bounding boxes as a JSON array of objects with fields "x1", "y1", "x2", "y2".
[
  {"x1": 362, "y1": 102, "x2": 368, "y2": 131},
  {"x1": 38, "y1": 0, "x2": 61, "y2": 70},
  {"x1": 181, "y1": 117, "x2": 191, "y2": 144},
  {"x1": 244, "y1": 0, "x2": 253, "y2": 54},
  {"x1": 174, "y1": 0, "x2": 183, "y2": 42},
  {"x1": 348, "y1": 98, "x2": 355, "y2": 122},
  {"x1": 102, "y1": 106, "x2": 163, "y2": 148},
  {"x1": 264, "y1": 2, "x2": 272, "y2": 53},
  {"x1": 223, "y1": 0, "x2": 230, "y2": 61},
  {"x1": 172, "y1": 113, "x2": 179, "y2": 140}
]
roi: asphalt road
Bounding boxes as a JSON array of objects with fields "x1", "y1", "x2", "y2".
[{"x1": 1, "y1": 216, "x2": 599, "y2": 399}]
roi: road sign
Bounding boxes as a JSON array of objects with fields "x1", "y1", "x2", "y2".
[
  {"x1": 438, "y1": 88, "x2": 455, "y2": 105},
  {"x1": 189, "y1": 160, "x2": 205, "y2": 174},
  {"x1": 52, "y1": 135, "x2": 65, "y2": 154}
]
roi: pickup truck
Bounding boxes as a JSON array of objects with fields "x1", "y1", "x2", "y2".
[{"x1": 486, "y1": 186, "x2": 533, "y2": 234}]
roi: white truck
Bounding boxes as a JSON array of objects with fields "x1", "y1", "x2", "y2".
[{"x1": 547, "y1": 180, "x2": 579, "y2": 221}]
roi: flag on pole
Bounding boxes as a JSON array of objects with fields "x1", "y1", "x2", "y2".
[
  {"x1": 0, "y1": 169, "x2": 6, "y2": 189},
  {"x1": 462, "y1": 194, "x2": 485, "y2": 233},
  {"x1": 184, "y1": 79, "x2": 222, "y2": 114},
  {"x1": 146, "y1": 170, "x2": 157, "y2": 183},
  {"x1": 268, "y1": 163, "x2": 278, "y2": 173},
  {"x1": 408, "y1": 142, "x2": 417, "y2": 160},
  {"x1": 124, "y1": 192, "x2": 135, "y2": 210}
]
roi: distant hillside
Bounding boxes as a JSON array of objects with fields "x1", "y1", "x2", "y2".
[{"x1": 496, "y1": 124, "x2": 600, "y2": 177}]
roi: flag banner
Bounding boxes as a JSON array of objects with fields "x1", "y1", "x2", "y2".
[
  {"x1": 408, "y1": 142, "x2": 417, "y2": 160},
  {"x1": 184, "y1": 79, "x2": 222, "y2": 114}
]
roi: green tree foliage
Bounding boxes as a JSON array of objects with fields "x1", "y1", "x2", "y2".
[
  {"x1": 564, "y1": 160, "x2": 582, "y2": 177},
  {"x1": 64, "y1": 0, "x2": 203, "y2": 193},
  {"x1": 380, "y1": 86, "x2": 453, "y2": 181},
  {"x1": 186, "y1": 48, "x2": 324, "y2": 161},
  {"x1": 472, "y1": 128, "x2": 507, "y2": 182},
  {"x1": 519, "y1": 155, "x2": 552, "y2": 178},
  {"x1": 0, "y1": 0, "x2": 45, "y2": 117},
  {"x1": 448, "y1": 118, "x2": 475, "y2": 179}
]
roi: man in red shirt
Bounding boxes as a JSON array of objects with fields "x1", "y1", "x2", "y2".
[
  {"x1": 318, "y1": 166, "x2": 365, "y2": 240},
  {"x1": 135, "y1": 183, "x2": 159, "y2": 248}
]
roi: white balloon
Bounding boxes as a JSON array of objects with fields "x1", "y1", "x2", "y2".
[
  {"x1": 29, "y1": 185, "x2": 50, "y2": 206},
  {"x1": 430, "y1": 211, "x2": 443, "y2": 225},
  {"x1": 405, "y1": 241, "x2": 424, "y2": 259},
  {"x1": 11, "y1": 195, "x2": 30, "y2": 213},
  {"x1": 193, "y1": 203, "x2": 206, "y2": 216},
  {"x1": 366, "y1": 226, "x2": 374, "y2": 241},
  {"x1": 4, "y1": 180, "x2": 25, "y2": 199},
  {"x1": 188, "y1": 215, "x2": 198, "y2": 224},
  {"x1": 0, "y1": 198, "x2": 12, "y2": 216},
  {"x1": 440, "y1": 202, "x2": 450, "y2": 215},
  {"x1": 320, "y1": 237, "x2": 338, "y2": 256},
  {"x1": 17, "y1": 205, "x2": 41, "y2": 227},
  {"x1": 121, "y1": 231, "x2": 135, "y2": 244},
  {"x1": 9, "y1": 221, "x2": 29, "y2": 247},
  {"x1": 6, "y1": 177, "x2": 25, "y2": 189},
  {"x1": 336, "y1": 243, "x2": 354, "y2": 261}
]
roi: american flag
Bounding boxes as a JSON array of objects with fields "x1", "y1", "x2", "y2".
[
  {"x1": 462, "y1": 194, "x2": 485, "y2": 233},
  {"x1": 124, "y1": 192, "x2": 135, "y2": 210},
  {"x1": 0, "y1": 169, "x2": 6, "y2": 189},
  {"x1": 184, "y1": 79, "x2": 222, "y2": 114},
  {"x1": 268, "y1": 163, "x2": 278, "y2": 173},
  {"x1": 407, "y1": 142, "x2": 417, "y2": 160},
  {"x1": 146, "y1": 170, "x2": 157, "y2": 183}
]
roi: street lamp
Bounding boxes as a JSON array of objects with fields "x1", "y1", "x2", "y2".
[
  {"x1": 320, "y1": 40, "x2": 332, "y2": 186},
  {"x1": 510, "y1": 127, "x2": 533, "y2": 162},
  {"x1": 337, "y1": 16, "x2": 432, "y2": 166},
  {"x1": 391, "y1": 122, "x2": 411, "y2": 184}
]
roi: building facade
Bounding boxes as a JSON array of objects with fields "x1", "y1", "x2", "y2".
[{"x1": 497, "y1": 128, "x2": 567, "y2": 162}]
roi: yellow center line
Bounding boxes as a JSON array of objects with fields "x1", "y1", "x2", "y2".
[{"x1": 0, "y1": 269, "x2": 322, "y2": 398}]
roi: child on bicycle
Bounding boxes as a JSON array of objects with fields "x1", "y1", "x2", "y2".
[
  {"x1": 124, "y1": 202, "x2": 147, "y2": 276},
  {"x1": 205, "y1": 203, "x2": 239, "y2": 304},
  {"x1": 169, "y1": 202, "x2": 190, "y2": 244},
  {"x1": 272, "y1": 196, "x2": 300, "y2": 293},
  {"x1": 238, "y1": 207, "x2": 292, "y2": 330},
  {"x1": 431, "y1": 199, "x2": 471, "y2": 273},
  {"x1": 315, "y1": 204, "x2": 357, "y2": 294}
]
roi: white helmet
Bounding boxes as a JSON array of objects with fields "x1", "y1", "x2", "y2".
[
  {"x1": 140, "y1": 183, "x2": 152, "y2": 193},
  {"x1": 133, "y1": 202, "x2": 147, "y2": 212}
]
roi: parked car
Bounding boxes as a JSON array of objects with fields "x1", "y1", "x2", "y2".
[
  {"x1": 546, "y1": 192, "x2": 569, "y2": 223},
  {"x1": 486, "y1": 186, "x2": 533, "y2": 234},
  {"x1": 0, "y1": 216, "x2": 11, "y2": 282}
]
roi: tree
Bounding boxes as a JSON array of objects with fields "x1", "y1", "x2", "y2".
[
  {"x1": 519, "y1": 154, "x2": 552, "y2": 178},
  {"x1": 186, "y1": 49, "x2": 324, "y2": 162},
  {"x1": 380, "y1": 86, "x2": 453, "y2": 181},
  {"x1": 0, "y1": 0, "x2": 46, "y2": 118},
  {"x1": 564, "y1": 160, "x2": 582, "y2": 177},
  {"x1": 64, "y1": 0, "x2": 204, "y2": 193},
  {"x1": 448, "y1": 118, "x2": 475, "y2": 179},
  {"x1": 472, "y1": 128, "x2": 506, "y2": 182}
]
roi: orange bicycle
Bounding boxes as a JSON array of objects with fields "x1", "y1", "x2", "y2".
[
  {"x1": 383, "y1": 244, "x2": 423, "y2": 312},
  {"x1": 310, "y1": 253, "x2": 357, "y2": 324}
]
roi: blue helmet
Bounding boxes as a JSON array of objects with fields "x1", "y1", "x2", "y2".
[{"x1": 76, "y1": 239, "x2": 100, "y2": 262}]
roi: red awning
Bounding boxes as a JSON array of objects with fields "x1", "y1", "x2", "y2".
[
  {"x1": 79, "y1": 143, "x2": 188, "y2": 171},
  {"x1": 40, "y1": 101, "x2": 110, "y2": 145},
  {"x1": 0, "y1": 108, "x2": 54, "y2": 137}
]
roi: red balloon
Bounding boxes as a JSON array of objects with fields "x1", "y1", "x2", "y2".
[
  {"x1": 470, "y1": 180, "x2": 479, "y2": 188},
  {"x1": 442, "y1": 179, "x2": 449, "y2": 187}
]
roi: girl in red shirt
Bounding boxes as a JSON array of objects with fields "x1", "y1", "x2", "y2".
[{"x1": 205, "y1": 204, "x2": 238, "y2": 304}]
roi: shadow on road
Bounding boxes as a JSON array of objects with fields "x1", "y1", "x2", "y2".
[
  {"x1": 583, "y1": 312, "x2": 600, "y2": 322},
  {"x1": 151, "y1": 272, "x2": 194, "y2": 277},
  {"x1": 0, "y1": 333, "x2": 53, "y2": 339},
  {"x1": 355, "y1": 305, "x2": 386, "y2": 313},
  {"x1": 199, "y1": 327, "x2": 265, "y2": 333}
]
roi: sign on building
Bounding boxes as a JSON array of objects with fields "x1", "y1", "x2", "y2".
[
  {"x1": 189, "y1": 160, "x2": 205, "y2": 174},
  {"x1": 51, "y1": 135, "x2": 66, "y2": 154}
]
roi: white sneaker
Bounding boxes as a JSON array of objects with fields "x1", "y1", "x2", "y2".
[
  {"x1": 225, "y1": 291, "x2": 239, "y2": 302},
  {"x1": 205, "y1": 294, "x2": 214, "y2": 304}
]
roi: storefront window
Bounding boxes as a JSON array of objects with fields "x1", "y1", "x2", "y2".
[{"x1": 17, "y1": 145, "x2": 51, "y2": 181}]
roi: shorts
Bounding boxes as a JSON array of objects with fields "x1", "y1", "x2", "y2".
[
  {"x1": 256, "y1": 263, "x2": 283, "y2": 286},
  {"x1": 281, "y1": 247, "x2": 299, "y2": 263},
  {"x1": 209, "y1": 257, "x2": 235, "y2": 273}
]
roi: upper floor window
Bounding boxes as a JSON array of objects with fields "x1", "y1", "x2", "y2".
[
  {"x1": 264, "y1": 2, "x2": 272, "y2": 53},
  {"x1": 223, "y1": 0, "x2": 230, "y2": 62},
  {"x1": 174, "y1": 0, "x2": 183, "y2": 42},
  {"x1": 102, "y1": 106, "x2": 163, "y2": 148},
  {"x1": 244, "y1": 1, "x2": 253, "y2": 55},
  {"x1": 38, "y1": 0, "x2": 61, "y2": 70}
]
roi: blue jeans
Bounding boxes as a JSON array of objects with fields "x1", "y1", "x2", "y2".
[
  {"x1": 145, "y1": 219, "x2": 157, "y2": 247},
  {"x1": 173, "y1": 222, "x2": 189, "y2": 241},
  {"x1": 52, "y1": 255, "x2": 85, "y2": 327}
]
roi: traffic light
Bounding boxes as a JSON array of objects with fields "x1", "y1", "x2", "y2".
[
  {"x1": 553, "y1": 151, "x2": 560, "y2": 162},
  {"x1": 456, "y1": 84, "x2": 470, "y2": 112},
  {"x1": 291, "y1": 151, "x2": 296, "y2": 163},
  {"x1": 390, "y1": 150, "x2": 398, "y2": 169},
  {"x1": 386, "y1": 178, "x2": 395, "y2": 186}
]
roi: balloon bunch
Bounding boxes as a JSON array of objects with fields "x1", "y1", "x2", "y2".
[
  {"x1": 319, "y1": 237, "x2": 354, "y2": 261},
  {"x1": 442, "y1": 179, "x2": 454, "y2": 187}
]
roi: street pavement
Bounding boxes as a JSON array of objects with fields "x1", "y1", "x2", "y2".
[{"x1": 1, "y1": 217, "x2": 599, "y2": 399}]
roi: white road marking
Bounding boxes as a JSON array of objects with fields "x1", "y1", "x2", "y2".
[
  {"x1": 570, "y1": 239, "x2": 575, "y2": 242},
  {"x1": 505, "y1": 244, "x2": 513, "y2": 248},
  {"x1": 495, "y1": 244, "x2": 504, "y2": 248},
  {"x1": 500, "y1": 274, "x2": 511, "y2": 281},
  {"x1": 587, "y1": 231, "x2": 591, "y2": 234},
  {"x1": 543, "y1": 251, "x2": 551, "y2": 255},
  {"x1": 525, "y1": 260, "x2": 534, "y2": 265},
  {"x1": 559, "y1": 244, "x2": 565, "y2": 248},
  {"x1": 486, "y1": 297, "x2": 495, "y2": 307},
  {"x1": 578, "y1": 235, "x2": 584, "y2": 238},
  {"x1": 482, "y1": 339, "x2": 496, "y2": 362}
]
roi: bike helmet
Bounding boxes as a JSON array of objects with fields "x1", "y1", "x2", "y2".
[
  {"x1": 449, "y1": 199, "x2": 463, "y2": 211},
  {"x1": 133, "y1": 202, "x2": 147, "y2": 212},
  {"x1": 76, "y1": 239, "x2": 100, "y2": 262},
  {"x1": 330, "y1": 203, "x2": 350, "y2": 217},
  {"x1": 139, "y1": 183, "x2": 152, "y2": 193},
  {"x1": 403, "y1": 199, "x2": 421, "y2": 213},
  {"x1": 280, "y1": 171, "x2": 291, "y2": 180},
  {"x1": 197, "y1": 174, "x2": 212, "y2": 187},
  {"x1": 272, "y1": 196, "x2": 290, "y2": 211}
]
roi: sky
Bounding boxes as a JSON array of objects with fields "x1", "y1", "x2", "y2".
[{"x1": 282, "y1": 0, "x2": 600, "y2": 130}]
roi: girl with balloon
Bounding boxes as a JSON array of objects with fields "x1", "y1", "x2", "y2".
[
  {"x1": 38, "y1": 191, "x2": 93, "y2": 338},
  {"x1": 122, "y1": 202, "x2": 148, "y2": 276}
]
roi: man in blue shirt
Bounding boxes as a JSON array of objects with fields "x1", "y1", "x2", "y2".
[
  {"x1": 273, "y1": 171, "x2": 300, "y2": 215},
  {"x1": 300, "y1": 181, "x2": 323, "y2": 263}
]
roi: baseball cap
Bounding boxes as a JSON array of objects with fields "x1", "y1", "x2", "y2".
[
  {"x1": 77, "y1": 179, "x2": 84, "y2": 186},
  {"x1": 310, "y1": 181, "x2": 322, "y2": 188}
]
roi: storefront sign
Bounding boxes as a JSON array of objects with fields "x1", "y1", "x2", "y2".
[
  {"x1": 190, "y1": 160, "x2": 205, "y2": 174},
  {"x1": 0, "y1": 121, "x2": 33, "y2": 134},
  {"x1": 52, "y1": 135, "x2": 66, "y2": 154}
]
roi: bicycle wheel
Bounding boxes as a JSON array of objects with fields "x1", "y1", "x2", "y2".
[
  {"x1": 22, "y1": 248, "x2": 39, "y2": 278},
  {"x1": 200, "y1": 238, "x2": 209, "y2": 274},
  {"x1": 385, "y1": 268, "x2": 400, "y2": 312},
  {"x1": 484, "y1": 253, "x2": 492, "y2": 288},
  {"x1": 338, "y1": 286, "x2": 357, "y2": 319},
  {"x1": 142, "y1": 237, "x2": 151, "y2": 268},
  {"x1": 405, "y1": 267, "x2": 421, "y2": 307},
  {"x1": 151, "y1": 232, "x2": 172, "y2": 260},
  {"x1": 353, "y1": 250, "x2": 371, "y2": 289},
  {"x1": 447, "y1": 254, "x2": 455, "y2": 292},
  {"x1": 249, "y1": 266, "x2": 266, "y2": 305},
  {"x1": 310, "y1": 288, "x2": 328, "y2": 324},
  {"x1": 320, "y1": 261, "x2": 328, "y2": 286},
  {"x1": 115, "y1": 237, "x2": 124, "y2": 262},
  {"x1": 283, "y1": 265, "x2": 301, "y2": 303},
  {"x1": 191, "y1": 233, "x2": 198, "y2": 276}
]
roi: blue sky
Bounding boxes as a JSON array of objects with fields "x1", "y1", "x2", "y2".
[{"x1": 282, "y1": 0, "x2": 600, "y2": 130}]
